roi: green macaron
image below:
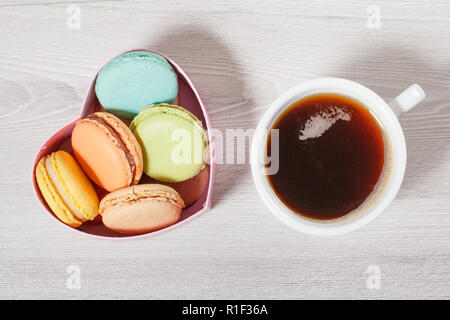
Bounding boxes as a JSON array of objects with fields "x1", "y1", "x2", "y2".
[{"x1": 130, "y1": 104, "x2": 208, "y2": 182}]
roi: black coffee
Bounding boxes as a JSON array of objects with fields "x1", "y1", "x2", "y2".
[{"x1": 266, "y1": 94, "x2": 385, "y2": 220}]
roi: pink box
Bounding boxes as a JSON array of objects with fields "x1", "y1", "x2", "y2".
[{"x1": 32, "y1": 49, "x2": 215, "y2": 239}]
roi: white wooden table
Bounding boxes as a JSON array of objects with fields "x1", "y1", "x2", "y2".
[{"x1": 1, "y1": 0, "x2": 449, "y2": 299}]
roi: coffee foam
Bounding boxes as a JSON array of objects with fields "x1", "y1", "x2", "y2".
[{"x1": 298, "y1": 106, "x2": 351, "y2": 141}]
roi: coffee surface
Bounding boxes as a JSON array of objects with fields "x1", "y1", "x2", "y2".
[{"x1": 266, "y1": 94, "x2": 384, "y2": 220}]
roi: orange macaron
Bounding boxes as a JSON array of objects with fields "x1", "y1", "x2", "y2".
[{"x1": 72, "y1": 112, "x2": 143, "y2": 192}]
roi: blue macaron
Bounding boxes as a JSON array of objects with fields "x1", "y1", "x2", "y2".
[{"x1": 95, "y1": 51, "x2": 178, "y2": 119}]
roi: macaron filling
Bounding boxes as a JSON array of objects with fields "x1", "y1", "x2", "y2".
[
  {"x1": 44, "y1": 156, "x2": 87, "y2": 221},
  {"x1": 85, "y1": 114, "x2": 136, "y2": 182}
]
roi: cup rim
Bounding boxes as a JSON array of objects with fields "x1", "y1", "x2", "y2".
[{"x1": 250, "y1": 77, "x2": 407, "y2": 236}]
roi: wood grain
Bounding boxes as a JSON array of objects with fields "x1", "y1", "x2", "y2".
[{"x1": 0, "y1": 0, "x2": 449, "y2": 299}]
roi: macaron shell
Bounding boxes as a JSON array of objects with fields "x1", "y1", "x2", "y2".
[
  {"x1": 100, "y1": 184, "x2": 184, "y2": 235},
  {"x1": 51, "y1": 151, "x2": 99, "y2": 220},
  {"x1": 100, "y1": 183, "x2": 184, "y2": 206},
  {"x1": 131, "y1": 104, "x2": 208, "y2": 182},
  {"x1": 72, "y1": 119, "x2": 132, "y2": 192},
  {"x1": 35, "y1": 157, "x2": 83, "y2": 227},
  {"x1": 95, "y1": 51, "x2": 178, "y2": 119},
  {"x1": 102, "y1": 200, "x2": 181, "y2": 235},
  {"x1": 94, "y1": 112, "x2": 143, "y2": 185}
]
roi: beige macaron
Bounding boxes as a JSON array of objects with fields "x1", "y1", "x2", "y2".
[{"x1": 99, "y1": 184, "x2": 185, "y2": 235}]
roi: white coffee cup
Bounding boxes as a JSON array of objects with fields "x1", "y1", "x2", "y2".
[{"x1": 251, "y1": 77, "x2": 425, "y2": 236}]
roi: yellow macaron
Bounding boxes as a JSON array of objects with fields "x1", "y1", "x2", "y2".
[{"x1": 35, "y1": 150, "x2": 99, "y2": 227}]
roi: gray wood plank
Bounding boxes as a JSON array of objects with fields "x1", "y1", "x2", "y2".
[{"x1": 0, "y1": 0, "x2": 449, "y2": 299}]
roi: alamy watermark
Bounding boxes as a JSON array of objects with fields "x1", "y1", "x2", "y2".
[
  {"x1": 366, "y1": 5, "x2": 381, "y2": 30},
  {"x1": 366, "y1": 265, "x2": 381, "y2": 290},
  {"x1": 66, "y1": 265, "x2": 81, "y2": 290},
  {"x1": 169, "y1": 128, "x2": 279, "y2": 175},
  {"x1": 66, "y1": 5, "x2": 81, "y2": 30}
]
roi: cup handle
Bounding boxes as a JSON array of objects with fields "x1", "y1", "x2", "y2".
[{"x1": 389, "y1": 84, "x2": 426, "y2": 116}]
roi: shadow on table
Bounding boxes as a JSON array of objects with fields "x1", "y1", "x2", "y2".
[
  {"x1": 329, "y1": 43, "x2": 450, "y2": 194},
  {"x1": 149, "y1": 26, "x2": 255, "y2": 207}
]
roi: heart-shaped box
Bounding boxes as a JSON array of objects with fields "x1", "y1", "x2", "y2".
[{"x1": 32, "y1": 49, "x2": 215, "y2": 238}]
